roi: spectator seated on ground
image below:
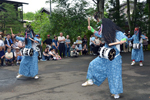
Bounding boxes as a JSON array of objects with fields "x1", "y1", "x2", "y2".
[
  {"x1": 75, "y1": 36, "x2": 82, "y2": 55},
  {"x1": 5, "y1": 48, "x2": 13, "y2": 66},
  {"x1": 14, "y1": 47, "x2": 22, "y2": 65},
  {"x1": 49, "y1": 48, "x2": 61, "y2": 60},
  {"x1": 82, "y1": 44, "x2": 88, "y2": 55},
  {"x1": 70, "y1": 44, "x2": 79, "y2": 57},
  {"x1": 42, "y1": 48, "x2": 50, "y2": 61}
]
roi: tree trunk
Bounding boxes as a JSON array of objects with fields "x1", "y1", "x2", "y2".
[
  {"x1": 127, "y1": 0, "x2": 132, "y2": 33},
  {"x1": 147, "y1": 0, "x2": 150, "y2": 39},
  {"x1": 116, "y1": 0, "x2": 120, "y2": 26},
  {"x1": 97, "y1": 0, "x2": 105, "y2": 19},
  {"x1": 134, "y1": 0, "x2": 137, "y2": 27}
]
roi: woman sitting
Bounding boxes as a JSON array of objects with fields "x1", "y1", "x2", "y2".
[
  {"x1": 82, "y1": 44, "x2": 88, "y2": 55},
  {"x1": 49, "y1": 48, "x2": 61, "y2": 60},
  {"x1": 42, "y1": 48, "x2": 50, "y2": 61}
]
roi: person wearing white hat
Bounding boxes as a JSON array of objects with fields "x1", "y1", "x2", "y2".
[{"x1": 14, "y1": 47, "x2": 22, "y2": 65}]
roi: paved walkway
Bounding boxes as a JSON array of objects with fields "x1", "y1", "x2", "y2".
[{"x1": 0, "y1": 51, "x2": 150, "y2": 100}]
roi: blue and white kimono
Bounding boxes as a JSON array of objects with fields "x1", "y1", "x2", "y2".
[
  {"x1": 86, "y1": 31, "x2": 127, "y2": 94},
  {"x1": 128, "y1": 33, "x2": 146, "y2": 62},
  {"x1": 15, "y1": 32, "x2": 40, "y2": 77}
]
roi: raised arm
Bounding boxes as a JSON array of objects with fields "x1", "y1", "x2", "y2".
[
  {"x1": 141, "y1": 35, "x2": 148, "y2": 40},
  {"x1": 128, "y1": 35, "x2": 134, "y2": 41},
  {"x1": 88, "y1": 26, "x2": 102, "y2": 38},
  {"x1": 15, "y1": 36, "x2": 25, "y2": 42}
]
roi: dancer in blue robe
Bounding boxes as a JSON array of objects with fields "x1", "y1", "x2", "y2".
[
  {"x1": 82, "y1": 17, "x2": 127, "y2": 99},
  {"x1": 11, "y1": 26, "x2": 40, "y2": 79},
  {"x1": 128, "y1": 26, "x2": 147, "y2": 66}
]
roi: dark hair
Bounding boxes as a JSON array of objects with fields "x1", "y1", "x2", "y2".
[
  {"x1": 102, "y1": 18, "x2": 123, "y2": 44},
  {"x1": 54, "y1": 35, "x2": 57, "y2": 38},
  {"x1": 138, "y1": 28, "x2": 142, "y2": 40},
  {"x1": 94, "y1": 12, "x2": 100, "y2": 21},
  {"x1": 6, "y1": 34, "x2": 10, "y2": 36},
  {"x1": 24, "y1": 26, "x2": 35, "y2": 45},
  {"x1": 50, "y1": 48, "x2": 53, "y2": 51}
]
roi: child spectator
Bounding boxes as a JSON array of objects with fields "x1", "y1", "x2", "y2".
[
  {"x1": 14, "y1": 47, "x2": 22, "y2": 65},
  {"x1": 42, "y1": 48, "x2": 50, "y2": 61},
  {"x1": 5, "y1": 48, "x2": 13, "y2": 66},
  {"x1": 49, "y1": 48, "x2": 61, "y2": 60},
  {"x1": 70, "y1": 44, "x2": 79, "y2": 57},
  {"x1": 82, "y1": 44, "x2": 88, "y2": 55}
]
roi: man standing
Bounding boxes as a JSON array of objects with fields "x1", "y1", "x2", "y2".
[
  {"x1": 58, "y1": 32, "x2": 65, "y2": 57},
  {"x1": 43, "y1": 35, "x2": 52, "y2": 50}
]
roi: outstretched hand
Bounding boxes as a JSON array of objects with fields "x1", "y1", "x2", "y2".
[
  {"x1": 87, "y1": 26, "x2": 91, "y2": 30},
  {"x1": 120, "y1": 40, "x2": 126, "y2": 45},
  {"x1": 11, "y1": 33, "x2": 15, "y2": 38}
]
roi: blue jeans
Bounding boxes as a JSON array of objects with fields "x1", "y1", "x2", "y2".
[
  {"x1": 65, "y1": 45, "x2": 70, "y2": 57},
  {"x1": 17, "y1": 56, "x2": 22, "y2": 61},
  {"x1": 42, "y1": 55, "x2": 50, "y2": 60},
  {"x1": 5, "y1": 58, "x2": 13, "y2": 62}
]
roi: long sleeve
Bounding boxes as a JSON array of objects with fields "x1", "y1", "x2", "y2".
[
  {"x1": 94, "y1": 31, "x2": 102, "y2": 38},
  {"x1": 141, "y1": 35, "x2": 146, "y2": 40},
  {"x1": 128, "y1": 35, "x2": 134, "y2": 41},
  {"x1": 116, "y1": 31, "x2": 128, "y2": 42},
  {"x1": 15, "y1": 36, "x2": 25, "y2": 42}
]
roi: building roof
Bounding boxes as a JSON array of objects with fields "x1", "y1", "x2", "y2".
[
  {"x1": 39, "y1": 7, "x2": 50, "y2": 14},
  {"x1": 0, "y1": 0, "x2": 28, "y2": 7}
]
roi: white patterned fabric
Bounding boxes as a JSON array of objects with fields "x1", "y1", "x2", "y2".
[
  {"x1": 15, "y1": 33, "x2": 40, "y2": 77},
  {"x1": 128, "y1": 34, "x2": 146, "y2": 62},
  {"x1": 86, "y1": 31, "x2": 127, "y2": 94}
]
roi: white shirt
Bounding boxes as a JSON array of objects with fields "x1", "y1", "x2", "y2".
[
  {"x1": 5, "y1": 52, "x2": 13, "y2": 58},
  {"x1": 14, "y1": 51, "x2": 22, "y2": 57},
  {"x1": 95, "y1": 38, "x2": 100, "y2": 44},
  {"x1": 58, "y1": 36, "x2": 65, "y2": 43},
  {"x1": 0, "y1": 40, "x2": 4, "y2": 47}
]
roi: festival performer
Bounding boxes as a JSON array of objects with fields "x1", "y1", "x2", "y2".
[
  {"x1": 82, "y1": 15, "x2": 128, "y2": 99},
  {"x1": 128, "y1": 26, "x2": 148, "y2": 66},
  {"x1": 11, "y1": 26, "x2": 40, "y2": 79}
]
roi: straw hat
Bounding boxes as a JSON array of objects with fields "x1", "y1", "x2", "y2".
[{"x1": 15, "y1": 47, "x2": 20, "y2": 49}]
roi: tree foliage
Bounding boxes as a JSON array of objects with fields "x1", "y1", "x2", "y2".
[
  {"x1": 23, "y1": 12, "x2": 35, "y2": 20},
  {"x1": 31, "y1": 0, "x2": 96, "y2": 43},
  {"x1": 0, "y1": 3, "x2": 24, "y2": 34}
]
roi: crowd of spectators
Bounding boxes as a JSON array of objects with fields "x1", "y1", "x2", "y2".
[{"x1": 0, "y1": 30, "x2": 149, "y2": 66}]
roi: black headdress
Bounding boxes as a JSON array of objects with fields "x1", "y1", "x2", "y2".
[
  {"x1": 134, "y1": 25, "x2": 141, "y2": 41},
  {"x1": 101, "y1": 18, "x2": 123, "y2": 44},
  {"x1": 25, "y1": 25, "x2": 35, "y2": 45}
]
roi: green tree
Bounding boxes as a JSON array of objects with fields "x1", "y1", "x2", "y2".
[
  {"x1": 31, "y1": 12, "x2": 50, "y2": 41},
  {"x1": 23, "y1": 12, "x2": 35, "y2": 20},
  {"x1": 0, "y1": 3, "x2": 24, "y2": 34},
  {"x1": 108, "y1": 0, "x2": 126, "y2": 30}
]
